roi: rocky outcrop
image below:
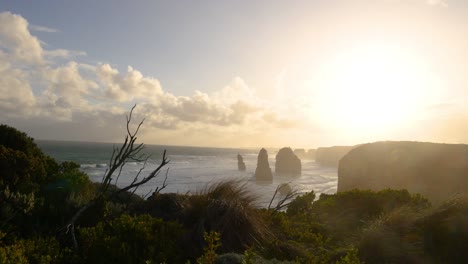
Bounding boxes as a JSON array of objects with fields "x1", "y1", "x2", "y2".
[
  {"x1": 275, "y1": 147, "x2": 301, "y2": 176},
  {"x1": 316, "y1": 146, "x2": 355, "y2": 167},
  {"x1": 278, "y1": 183, "x2": 292, "y2": 196},
  {"x1": 294, "y1": 149, "x2": 316, "y2": 160},
  {"x1": 255, "y1": 148, "x2": 272, "y2": 181},
  {"x1": 237, "y1": 154, "x2": 246, "y2": 171},
  {"x1": 338, "y1": 141, "x2": 468, "y2": 204}
]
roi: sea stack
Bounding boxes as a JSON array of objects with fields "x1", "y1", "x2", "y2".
[
  {"x1": 275, "y1": 147, "x2": 301, "y2": 176},
  {"x1": 255, "y1": 148, "x2": 272, "y2": 181},
  {"x1": 237, "y1": 154, "x2": 246, "y2": 171}
]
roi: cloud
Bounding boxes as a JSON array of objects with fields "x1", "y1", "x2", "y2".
[
  {"x1": 0, "y1": 11, "x2": 44, "y2": 64},
  {"x1": 29, "y1": 24, "x2": 60, "y2": 33},
  {"x1": 96, "y1": 64, "x2": 164, "y2": 102},
  {"x1": 41, "y1": 61, "x2": 98, "y2": 110},
  {"x1": 95, "y1": 64, "x2": 267, "y2": 128},
  {"x1": 0, "y1": 11, "x2": 306, "y2": 147},
  {"x1": 0, "y1": 63, "x2": 36, "y2": 117},
  {"x1": 44, "y1": 49, "x2": 87, "y2": 59}
]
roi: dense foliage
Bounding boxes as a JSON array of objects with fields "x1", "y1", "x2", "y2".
[{"x1": 0, "y1": 124, "x2": 467, "y2": 263}]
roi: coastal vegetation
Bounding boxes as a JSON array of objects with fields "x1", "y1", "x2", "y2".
[{"x1": 1, "y1": 123, "x2": 467, "y2": 263}]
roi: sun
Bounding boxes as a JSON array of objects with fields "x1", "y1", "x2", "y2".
[{"x1": 315, "y1": 43, "x2": 431, "y2": 134}]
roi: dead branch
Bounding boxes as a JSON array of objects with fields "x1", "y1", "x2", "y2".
[
  {"x1": 62, "y1": 104, "x2": 170, "y2": 250},
  {"x1": 268, "y1": 183, "x2": 300, "y2": 211}
]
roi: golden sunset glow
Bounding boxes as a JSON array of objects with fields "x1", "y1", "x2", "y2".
[
  {"x1": 315, "y1": 42, "x2": 439, "y2": 135},
  {"x1": 1, "y1": 1, "x2": 468, "y2": 148}
]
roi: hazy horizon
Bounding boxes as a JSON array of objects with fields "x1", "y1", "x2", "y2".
[{"x1": 1, "y1": 0, "x2": 468, "y2": 148}]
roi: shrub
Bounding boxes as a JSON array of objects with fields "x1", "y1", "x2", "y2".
[
  {"x1": 197, "y1": 231, "x2": 221, "y2": 264},
  {"x1": 0, "y1": 235, "x2": 68, "y2": 264},
  {"x1": 0, "y1": 124, "x2": 43, "y2": 157},
  {"x1": 310, "y1": 189, "x2": 430, "y2": 241},
  {"x1": 358, "y1": 205, "x2": 425, "y2": 263},
  {"x1": 286, "y1": 191, "x2": 315, "y2": 216},
  {"x1": 79, "y1": 214, "x2": 183, "y2": 264},
  {"x1": 420, "y1": 195, "x2": 468, "y2": 263}
]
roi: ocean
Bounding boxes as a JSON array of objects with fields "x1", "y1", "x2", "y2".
[{"x1": 37, "y1": 140, "x2": 338, "y2": 207}]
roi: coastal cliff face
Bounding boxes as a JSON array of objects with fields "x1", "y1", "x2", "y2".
[
  {"x1": 275, "y1": 147, "x2": 301, "y2": 176},
  {"x1": 338, "y1": 141, "x2": 468, "y2": 204},
  {"x1": 315, "y1": 146, "x2": 355, "y2": 167}
]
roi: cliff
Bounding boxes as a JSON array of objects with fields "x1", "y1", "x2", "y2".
[
  {"x1": 338, "y1": 141, "x2": 468, "y2": 204},
  {"x1": 315, "y1": 146, "x2": 355, "y2": 167}
]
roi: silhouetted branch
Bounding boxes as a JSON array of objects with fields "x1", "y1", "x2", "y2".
[
  {"x1": 62, "y1": 104, "x2": 170, "y2": 250},
  {"x1": 268, "y1": 183, "x2": 300, "y2": 211}
]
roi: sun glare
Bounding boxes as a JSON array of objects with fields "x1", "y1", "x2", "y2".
[{"x1": 316, "y1": 43, "x2": 432, "y2": 134}]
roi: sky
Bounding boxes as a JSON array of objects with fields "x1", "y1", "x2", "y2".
[{"x1": 1, "y1": 0, "x2": 468, "y2": 148}]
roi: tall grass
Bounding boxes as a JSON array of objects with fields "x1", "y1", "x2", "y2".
[{"x1": 183, "y1": 180, "x2": 272, "y2": 252}]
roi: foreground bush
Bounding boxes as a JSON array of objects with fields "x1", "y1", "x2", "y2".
[
  {"x1": 79, "y1": 214, "x2": 183, "y2": 264},
  {"x1": 182, "y1": 181, "x2": 272, "y2": 254},
  {"x1": 0, "y1": 234, "x2": 68, "y2": 264}
]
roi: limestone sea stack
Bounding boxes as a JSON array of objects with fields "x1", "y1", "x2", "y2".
[
  {"x1": 275, "y1": 147, "x2": 301, "y2": 176},
  {"x1": 237, "y1": 154, "x2": 246, "y2": 171},
  {"x1": 255, "y1": 148, "x2": 272, "y2": 181},
  {"x1": 338, "y1": 141, "x2": 468, "y2": 204}
]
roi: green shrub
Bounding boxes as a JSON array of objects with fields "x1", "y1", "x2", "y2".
[
  {"x1": 358, "y1": 205, "x2": 425, "y2": 263},
  {"x1": 197, "y1": 231, "x2": 221, "y2": 264},
  {"x1": 0, "y1": 234, "x2": 68, "y2": 264},
  {"x1": 0, "y1": 124, "x2": 43, "y2": 157},
  {"x1": 311, "y1": 189, "x2": 430, "y2": 241},
  {"x1": 286, "y1": 191, "x2": 315, "y2": 216},
  {"x1": 79, "y1": 214, "x2": 183, "y2": 264},
  {"x1": 420, "y1": 195, "x2": 468, "y2": 263}
]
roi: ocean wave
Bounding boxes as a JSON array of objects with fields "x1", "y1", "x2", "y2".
[{"x1": 80, "y1": 163, "x2": 108, "y2": 169}]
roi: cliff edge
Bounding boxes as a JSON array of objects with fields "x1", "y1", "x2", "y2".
[{"x1": 338, "y1": 141, "x2": 468, "y2": 204}]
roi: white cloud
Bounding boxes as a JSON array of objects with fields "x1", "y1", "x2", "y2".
[
  {"x1": 29, "y1": 24, "x2": 60, "y2": 33},
  {"x1": 41, "y1": 61, "x2": 98, "y2": 109},
  {"x1": 0, "y1": 64, "x2": 36, "y2": 116},
  {"x1": 96, "y1": 64, "x2": 164, "y2": 102},
  {"x1": 0, "y1": 12, "x2": 44, "y2": 64},
  {"x1": 0, "y1": 11, "x2": 306, "y2": 147},
  {"x1": 44, "y1": 49, "x2": 87, "y2": 59}
]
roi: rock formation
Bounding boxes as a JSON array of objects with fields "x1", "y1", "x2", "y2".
[
  {"x1": 307, "y1": 149, "x2": 316, "y2": 160},
  {"x1": 294, "y1": 149, "x2": 316, "y2": 160},
  {"x1": 254, "y1": 148, "x2": 272, "y2": 181},
  {"x1": 275, "y1": 147, "x2": 301, "y2": 176},
  {"x1": 237, "y1": 154, "x2": 246, "y2": 171},
  {"x1": 294, "y1": 149, "x2": 306, "y2": 159},
  {"x1": 316, "y1": 146, "x2": 355, "y2": 167},
  {"x1": 338, "y1": 141, "x2": 468, "y2": 204},
  {"x1": 278, "y1": 183, "x2": 292, "y2": 196}
]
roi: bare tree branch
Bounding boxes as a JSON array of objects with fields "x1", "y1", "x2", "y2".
[
  {"x1": 268, "y1": 183, "x2": 300, "y2": 211},
  {"x1": 62, "y1": 104, "x2": 170, "y2": 250}
]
